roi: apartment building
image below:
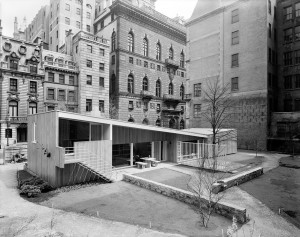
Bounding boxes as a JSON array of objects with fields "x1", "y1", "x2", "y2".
[
  {"x1": 94, "y1": 0, "x2": 187, "y2": 128},
  {"x1": 186, "y1": 0, "x2": 277, "y2": 150}
]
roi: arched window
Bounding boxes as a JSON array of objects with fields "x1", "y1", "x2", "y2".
[
  {"x1": 29, "y1": 102, "x2": 37, "y2": 115},
  {"x1": 143, "y1": 77, "x2": 148, "y2": 91},
  {"x1": 180, "y1": 51, "x2": 185, "y2": 68},
  {"x1": 180, "y1": 84, "x2": 185, "y2": 100},
  {"x1": 143, "y1": 37, "x2": 148, "y2": 57},
  {"x1": 156, "y1": 79, "x2": 161, "y2": 97},
  {"x1": 111, "y1": 73, "x2": 116, "y2": 93},
  {"x1": 179, "y1": 120, "x2": 185, "y2": 129},
  {"x1": 156, "y1": 119, "x2": 161, "y2": 127},
  {"x1": 168, "y1": 83, "x2": 173, "y2": 95},
  {"x1": 142, "y1": 118, "x2": 149, "y2": 125},
  {"x1": 128, "y1": 116, "x2": 134, "y2": 122},
  {"x1": 169, "y1": 118, "x2": 176, "y2": 129},
  {"x1": 156, "y1": 42, "x2": 161, "y2": 60},
  {"x1": 169, "y1": 46, "x2": 174, "y2": 60},
  {"x1": 128, "y1": 74, "x2": 134, "y2": 93},
  {"x1": 128, "y1": 32, "x2": 134, "y2": 52},
  {"x1": 111, "y1": 31, "x2": 116, "y2": 51},
  {"x1": 9, "y1": 101, "x2": 18, "y2": 117}
]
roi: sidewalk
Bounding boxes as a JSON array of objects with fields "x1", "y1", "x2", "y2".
[{"x1": 0, "y1": 164, "x2": 184, "y2": 237}]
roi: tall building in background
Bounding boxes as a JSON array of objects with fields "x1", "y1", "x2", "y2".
[
  {"x1": 186, "y1": 0, "x2": 277, "y2": 150},
  {"x1": 95, "y1": 0, "x2": 188, "y2": 128}
]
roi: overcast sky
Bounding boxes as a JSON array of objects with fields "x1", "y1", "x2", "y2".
[{"x1": 0, "y1": 0, "x2": 197, "y2": 37}]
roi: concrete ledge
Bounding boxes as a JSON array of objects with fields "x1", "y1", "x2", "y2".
[
  {"x1": 214, "y1": 167, "x2": 263, "y2": 193},
  {"x1": 123, "y1": 174, "x2": 247, "y2": 224}
]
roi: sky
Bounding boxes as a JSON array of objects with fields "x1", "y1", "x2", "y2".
[{"x1": 0, "y1": 0, "x2": 198, "y2": 37}]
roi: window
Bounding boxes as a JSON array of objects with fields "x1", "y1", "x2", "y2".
[
  {"x1": 76, "y1": 21, "x2": 81, "y2": 29},
  {"x1": 180, "y1": 85, "x2": 185, "y2": 100},
  {"x1": 157, "y1": 65, "x2": 161, "y2": 71},
  {"x1": 100, "y1": 48, "x2": 105, "y2": 56},
  {"x1": 69, "y1": 76, "x2": 75, "y2": 85},
  {"x1": 48, "y1": 72, "x2": 54, "y2": 82},
  {"x1": 50, "y1": 37, "x2": 52, "y2": 44},
  {"x1": 59, "y1": 74, "x2": 65, "y2": 84},
  {"x1": 180, "y1": 51, "x2": 185, "y2": 68},
  {"x1": 129, "y1": 57, "x2": 133, "y2": 64},
  {"x1": 65, "y1": 3, "x2": 70, "y2": 10},
  {"x1": 284, "y1": 99, "x2": 293, "y2": 112},
  {"x1": 99, "y1": 100, "x2": 104, "y2": 112},
  {"x1": 76, "y1": 8, "x2": 81, "y2": 15},
  {"x1": 50, "y1": 24, "x2": 52, "y2": 31},
  {"x1": 168, "y1": 83, "x2": 173, "y2": 95},
  {"x1": 29, "y1": 63, "x2": 37, "y2": 73},
  {"x1": 29, "y1": 102, "x2": 37, "y2": 115},
  {"x1": 156, "y1": 42, "x2": 161, "y2": 60},
  {"x1": 284, "y1": 52, "x2": 293, "y2": 66},
  {"x1": 9, "y1": 101, "x2": 18, "y2": 117},
  {"x1": 86, "y1": 99, "x2": 92, "y2": 112},
  {"x1": 68, "y1": 91, "x2": 75, "y2": 102},
  {"x1": 296, "y1": 26, "x2": 300, "y2": 41},
  {"x1": 268, "y1": 0, "x2": 271, "y2": 14},
  {"x1": 142, "y1": 77, "x2": 148, "y2": 91},
  {"x1": 232, "y1": 9, "x2": 239, "y2": 23},
  {"x1": 111, "y1": 31, "x2": 116, "y2": 51},
  {"x1": 156, "y1": 119, "x2": 161, "y2": 127},
  {"x1": 87, "y1": 60, "x2": 92, "y2": 68},
  {"x1": 111, "y1": 55, "x2": 115, "y2": 65},
  {"x1": 296, "y1": 3, "x2": 300, "y2": 17},
  {"x1": 284, "y1": 28, "x2": 293, "y2": 43},
  {"x1": 65, "y1": 17, "x2": 70, "y2": 25},
  {"x1": 194, "y1": 104, "x2": 201, "y2": 118},
  {"x1": 128, "y1": 74, "x2": 134, "y2": 93},
  {"x1": 194, "y1": 83, "x2": 201, "y2": 97},
  {"x1": 30, "y1": 81, "x2": 37, "y2": 93},
  {"x1": 295, "y1": 99, "x2": 300, "y2": 111},
  {"x1": 99, "y1": 77, "x2": 104, "y2": 87},
  {"x1": 181, "y1": 72, "x2": 185, "y2": 78},
  {"x1": 136, "y1": 59, "x2": 142, "y2": 66},
  {"x1": 296, "y1": 50, "x2": 300, "y2": 64},
  {"x1": 87, "y1": 45, "x2": 92, "y2": 53},
  {"x1": 128, "y1": 32, "x2": 134, "y2": 52},
  {"x1": 150, "y1": 63, "x2": 155, "y2": 69},
  {"x1": 156, "y1": 79, "x2": 161, "y2": 97},
  {"x1": 180, "y1": 120, "x2": 185, "y2": 130},
  {"x1": 284, "y1": 6, "x2": 293, "y2": 21},
  {"x1": 87, "y1": 12, "x2": 91, "y2": 19},
  {"x1": 231, "y1": 77, "x2": 239, "y2": 91},
  {"x1": 10, "y1": 79, "x2": 18, "y2": 91},
  {"x1": 58, "y1": 90, "x2": 66, "y2": 101},
  {"x1": 295, "y1": 75, "x2": 300, "y2": 88},
  {"x1": 101, "y1": 21, "x2": 104, "y2": 29},
  {"x1": 143, "y1": 102, "x2": 149, "y2": 111},
  {"x1": 269, "y1": 24, "x2": 272, "y2": 38},
  {"x1": 47, "y1": 88, "x2": 55, "y2": 100},
  {"x1": 86, "y1": 25, "x2": 91, "y2": 32},
  {"x1": 144, "y1": 61, "x2": 148, "y2": 68},
  {"x1": 111, "y1": 73, "x2": 116, "y2": 93},
  {"x1": 99, "y1": 63, "x2": 105, "y2": 71},
  {"x1": 10, "y1": 59, "x2": 18, "y2": 70},
  {"x1": 269, "y1": 48, "x2": 272, "y2": 63},
  {"x1": 169, "y1": 47, "x2": 174, "y2": 60},
  {"x1": 87, "y1": 75, "x2": 92, "y2": 85},
  {"x1": 143, "y1": 37, "x2": 148, "y2": 57},
  {"x1": 274, "y1": 28, "x2": 277, "y2": 42},
  {"x1": 231, "y1": 54, "x2": 239, "y2": 67},
  {"x1": 284, "y1": 76, "x2": 293, "y2": 89},
  {"x1": 111, "y1": 13, "x2": 115, "y2": 21}
]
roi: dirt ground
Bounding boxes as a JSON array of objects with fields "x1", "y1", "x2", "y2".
[
  {"x1": 39, "y1": 181, "x2": 231, "y2": 237},
  {"x1": 240, "y1": 165, "x2": 300, "y2": 228}
]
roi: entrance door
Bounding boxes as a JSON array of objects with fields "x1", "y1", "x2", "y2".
[
  {"x1": 161, "y1": 141, "x2": 168, "y2": 161},
  {"x1": 17, "y1": 127, "x2": 27, "y2": 142}
]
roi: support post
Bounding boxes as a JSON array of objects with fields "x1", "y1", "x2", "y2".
[{"x1": 130, "y1": 143, "x2": 133, "y2": 166}]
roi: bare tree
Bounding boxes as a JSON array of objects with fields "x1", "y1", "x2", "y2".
[{"x1": 201, "y1": 77, "x2": 235, "y2": 166}]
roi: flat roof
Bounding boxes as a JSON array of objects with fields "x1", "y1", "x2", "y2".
[
  {"x1": 57, "y1": 111, "x2": 207, "y2": 138},
  {"x1": 182, "y1": 128, "x2": 236, "y2": 136}
]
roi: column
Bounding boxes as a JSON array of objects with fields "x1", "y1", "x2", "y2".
[{"x1": 130, "y1": 143, "x2": 133, "y2": 166}]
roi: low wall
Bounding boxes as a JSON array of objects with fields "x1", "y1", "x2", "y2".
[
  {"x1": 123, "y1": 174, "x2": 247, "y2": 224},
  {"x1": 215, "y1": 167, "x2": 263, "y2": 193}
]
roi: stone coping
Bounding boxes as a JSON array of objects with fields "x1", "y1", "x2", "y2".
[
  {"x1": 219, "y1": 167, "x2": 263, "y2": 183},
  {"x1": 123, "y1": 174, "x2": 247, "y2": 224}
]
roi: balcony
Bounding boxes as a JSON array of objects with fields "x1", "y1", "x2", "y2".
[
  {"x1": 9, "y1": 116, "x2": 27, "y2": 124},
  {"x1": 165, "y1": 58, "x2": 179, "y2": 69},
  {"x1": 140, "y1": 90, "x2": 153, "y2": 100},
  {"x1": 0, "y1": 61, "x2": 44, "y2": 75},
  {"x1": 183, "y1": 94, "x2": 192, "y2": 101},
  {"x1": 44, "y1": 61, "x2": 77, "y2": 72},
  {"x1": 163, "y1": 94, "x2": 181, "y2": 103},
  {"x1": 161, "y1": 107, "x2": 182, "y2": 114}
]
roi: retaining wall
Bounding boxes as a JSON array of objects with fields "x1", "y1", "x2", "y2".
[{"x1": 123, "y1": 174, "x2": 247, "y2": 223}]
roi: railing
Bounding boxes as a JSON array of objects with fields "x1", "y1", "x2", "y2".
[
  {"x1": 0, "y1": 61, "x2": 44, "y2": 74},
  {"x1": 183, "y1": 94, "x2": 192, "y2": 101},
  {"x1": 161, "y1": 107, "x2": 181, "y2": 113},
  {"x1": 165, "y1": 58, "x2": 180, "y2": 68},
  {"x1": 140, "y1": 90, "x2": 153, "y2": 99},
  {"x1": 9, "y1": 116, "x2": 28, "y2": 123},
  {"x1": 163, "y1": 94, "x2": 181, "y2": 102},
  {"x1": 44, "y1": 61, "x2": 77, "y2": 70}
]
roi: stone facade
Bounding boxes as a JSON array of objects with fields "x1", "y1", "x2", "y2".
[
  {"x1": 0, "y1": 33, "x2": 44, "y2": 146},
  {"x1": 95, "y1": 0, "x2": 188, "y2": 128},
  {"x1": 186, "y1": 0, "x2": 277, "y2": 150}
]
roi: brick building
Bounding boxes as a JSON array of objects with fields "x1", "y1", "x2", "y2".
[
  {"x1": 94, "y1": 0, "x2": 188, "y2": 128},
  {"x1": 0, "y1": 23, "x2": 44, "y2": 146},
  {"x1": 186, "y1": 0, "x2": 277, "y2": 150}
]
